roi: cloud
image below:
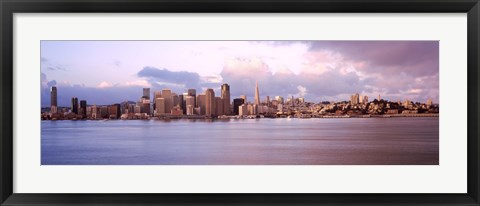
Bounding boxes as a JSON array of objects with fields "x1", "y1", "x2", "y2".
[
  {"x1": 220, "y1": 57, "x2": 368, "y2": 103},
  {"x1": 137, "y1": 66, "x2": 202, "y2": 89},
  {"x1": 97, "y1": 81, "x2": 113, "y2": 88},
  {"x1": 124, "y1": 79, "x2": 151, "y2": 87}
]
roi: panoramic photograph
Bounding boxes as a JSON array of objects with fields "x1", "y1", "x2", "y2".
[{"x1": 40, "y1": 41, "x2": 439, "y2": 165}]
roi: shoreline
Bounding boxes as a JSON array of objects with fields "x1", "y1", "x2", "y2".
[{"x1": 42, "y1": 113, "x2": 439, "y2": 121}]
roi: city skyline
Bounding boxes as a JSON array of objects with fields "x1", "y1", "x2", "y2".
[{"x1": 41, "y1": 41, "x2": 439, "y2": 107}]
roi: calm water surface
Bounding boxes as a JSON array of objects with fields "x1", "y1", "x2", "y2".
[{"x1": 41, "y1": 118, "x2": 439, "y2": 165}]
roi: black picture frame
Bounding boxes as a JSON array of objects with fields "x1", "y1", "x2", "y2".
[{"x1": 1, "y1": 0, "x2": 479, "y2": 205}]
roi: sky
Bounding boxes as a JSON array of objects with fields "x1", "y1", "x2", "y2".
[{"x1": 41, "y1": 41, "x2": 439, "y2": 107}]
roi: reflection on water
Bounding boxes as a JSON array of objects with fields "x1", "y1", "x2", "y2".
[{"x1": 41, "y1": 118, "x2": 439, "y2": 165}]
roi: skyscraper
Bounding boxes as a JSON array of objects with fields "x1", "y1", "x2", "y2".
[
  {"x1": 71, "y1": 97, "x2": 78, "y2": 114},
  {"x1": 143, "y1": 88, "x2": 150, "y2": 99},
  {"x1": 187, "y1": 89, "x2": 196, "y2": 107},
  {"x1": 197, "y1": 94, "x2": 206, "y2": 115},
  {"x1": 221, "y1": 84, "x2": 230, "y2": 115},
  {"x1": 205, "y1": 89, "x2": 215, "y2": 117},
  {"x1": 155, "y1": 98, "x2": 165, "y2": 115},
  {"x1": 185, "y1": 96, "x2": 195, "y2": 115},
  {"x1": 254, "y1": 80, "x2": 260, "y2": 105},
  {"x1": 50, "y1": 86, "x2": 57, "y2": 107},
  {"x1": 350, "y1": 93, "x2": 359, "y2": 105},
  {"x1": 80, "y1": 100, "x2": 87, "y2": 117},
  {"x1": 50, "y1": 86, "x2": 57, "y2": 113},
  {"x1": 162, "y1": 89, "x2": 173, "y2": 114}
]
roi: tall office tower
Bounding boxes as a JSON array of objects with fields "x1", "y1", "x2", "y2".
[
  {"x1": 378, "y1": 94, "x2": 381, "y2": 101},
  {"x1": 240, "y1": 95, "x2": 247, "y2": 103},
  {"x1": 143, "y1": 88, "x2": 150, "y2": 99},
  {"x1": 254, "y1": 80, "x2": 260, "y2": 105},
  {"x1": 187, "y1": 89, "x2": 196, "y2": 107},
  {"x1": 178, "y1": 94, "x2": 186, "y2": 114},
  {"x1": 185, "y1": 96, "x2": 195, "y2": 115},
  {"x1": 142, "y1": 103, "x2": 151, "y2": 115},
  {"x1": 153, "y1": 91, "x2": 162, "y2": 110},
  {"x1": 162, "y1": 89, "x2": 173, "y2": 114},
  {"x1": 252, "y1": 104, "x2": 258, "y2": 115},
  {"x1": 205, "y1": 89, "x2": 215, "y2": 117},
  {"x1": 172, "y1": 93, "x2": 179, "y2": 107},
  {"x1": 359, "y1": 96, "x2": 364, "y2": 104},
  {"x1": 155, "y1": 98, "x2": 165, "y2": 115},
  {"x1": 182, "y1": 92, "x2": 188, "y2": 114},
  {"x1": 71, "y1": 97, "x2": 78, "y2": 114},
  {"x1": 50, "y1": 86, "x2": 57, "y2": 113},
  {"x1": 197, "y1": 94, "x2": 206, "y2": 115},
  {"x1": 363, "y1": 96, "x2": 369, "y2": 104},
  {"x1": 350, "y1": 93, "x2": 359, "y2": 105},
  {"x1": 233, "y1": 98, "x2": 244, "y2": 115},
  {"x1": 79, "y1": 100, "x2": 87, "y2": 116},
  {"x1": 215, "y1": 97, "x2": 224, "y2": 116},
  {"x1": 265, "y1": 96, "x2": 270, "y2": 106},
  {"x1": 247, "y1": 104, "x2": 254, "y2": 115},
  {"x1": 154, "y1": 91, "x2": 162, "y2": 99},
  {"x1": 221, "y1": 84, "x2": 230, "y2": 115}
]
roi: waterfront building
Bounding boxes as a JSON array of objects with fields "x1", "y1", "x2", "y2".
[
  {"x1": 92, "y1": 105, "x2": 97, "y2": 119},
  {"x1": 205, "y1": 89, "x2": 215, "y2": 117},
  {"x1": 79, "y1": 100, "x2": 87, "y2": 117},
  {"x1": 215, "y1": 97, "x2": 224, "y2": 116},
  {"x1": 239, "y1": 104, "x2": 247, "y2": 116},
  {"x1": 186, "y1": 105, "x2": 194, "y2": 115},
  {"x1": 153, "y1": 91, "x2": 162, "y2": 110},
  {"x1": 71, "y1": 97, "x2": 78, "y2": 114},
  {"x1": 108, "y1": 104, "x2": 121, "y2": 119},
  {"x1": 233, "y1": 98, "x2": 245, "y2": 115},
  {"x1": 162, "y1": 89, "x2": 173, "y2": 114},
  {"x1": 247, "y1": 104, "x2": 254, "y2": 115},
  {"x1": 134, "y1": 105, "x2": 141, "y2": 114},
  {"x1": 50, "y1": 86, "x2": 57, "y2": 113},
  {"x1": 254, "y1": 80, "x2": 260, "y2": 105},
  {"x1": 155, "y1": 98, "x2": 165, "y2": 115},
  {"x1": 172, "y1": 93, "x2": 180, "y2": 108},
  {"x1": 197, "y1": 94, "x2": 206, "y2": 115},
  {"x1": 350, "y1": 93, "x2": 359, "y2": 105},
  {"x1": 187, "y1": 89, "x2": 196, "y2": 107},
  {"x1": 179, "y1": 94, "x2": 186, "y2": 114},
  {"x1": 142, "y1": 103, "x2": 150, "y2": 115},
  {"x1": 185, "y1": 96, "x2": 195, "y2": 109},
  {"x1": 171, "y1": 106, "x2": 183, "y2": 116},
  {"x1": 221, "y1": 83, "x2": 231, "y2": 115}
]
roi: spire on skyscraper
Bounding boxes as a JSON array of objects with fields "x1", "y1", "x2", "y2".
[{"x1": 254, "y1": 80, "x2": 260, "y2": 105}]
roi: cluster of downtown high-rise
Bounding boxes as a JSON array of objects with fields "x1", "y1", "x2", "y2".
[{"x1": 42, "y1": 82, "x2": 439, "y2": 120}]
